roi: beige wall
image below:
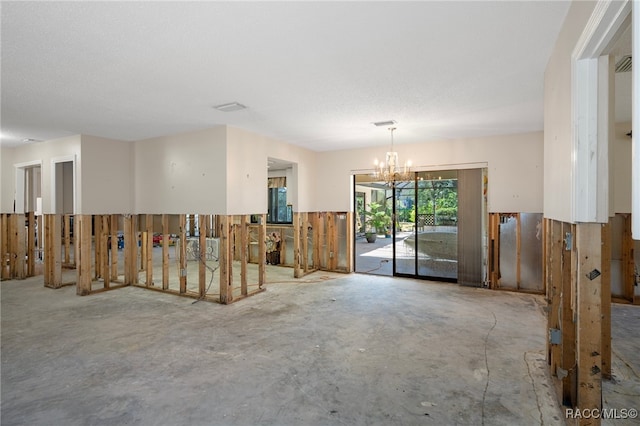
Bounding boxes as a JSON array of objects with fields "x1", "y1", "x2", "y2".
[
  {"x1": 225, "y1": 127, "x2": 269, "y2": 215},
  {"x1": 79, "y1": 135, "x2": 133, "y2": 214},
  {"x1": 251, "y1": 130, "x2": 318, "y2": 213},
  {"x1": 133, "y1": 127, "x2": 227, "y2": 214},
  {"x1": 543, "y1": 0, "x2": 597, "y2": 222},
  {"x1": 1, "y1": 146, "x2": 14, "y2": 212},
  {"x1": 613, "y1": 122, "x2": 632, "y2": 214},
  {"x1": 3, "y1": 127, "x2": 543, "y2": 216},
  {"x1": 315, "y1": 131, "x2": 543, "y2": 213}
]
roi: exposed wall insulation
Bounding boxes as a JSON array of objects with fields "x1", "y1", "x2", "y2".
[{"x1": 497, "y1": 213, "x2": 544, "y2": 292}]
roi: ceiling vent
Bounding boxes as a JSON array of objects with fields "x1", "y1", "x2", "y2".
[
  {"x1": 615, "y1": 55, "x2": 632, "y2": 73},
  {"x1": 214, "y1": 102, "x2": 247, "y2": 112},
  {"x1": 373, "y1": 120, "x2": 397, "y2": 127}
]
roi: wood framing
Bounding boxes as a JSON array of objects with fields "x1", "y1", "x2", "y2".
[
  {"x1": 27, "y1": 211, "x2": 35, "y2": 276},
  {"x1": 95, "y1": 215, "x2": 103, "y2": 280},
  {"x1": 22, "y1": 210, "x2": 352, "y2": 303},
  {"x1": 561, "y1": 222, "x2": 577, "y2": 407},
  {"x1": 258, "y1": 214, "x2": 266, "y2": 288},
  {"x1": 1, "y1": 214, "x2": 9, "y2": 280},
  {"x1": 515, "y1": 213, "x2": 521, "y2": 289},
  {"x1": 124, "y1": 214, "x2": 138, "y2": 285},
  {"x1": 621, "y1": 214, "x2": 635, "y2": 302},
  {"x1": 199, "y1": 214, "x2": 208, "y2": 298},
  {"x1": 145, "y1": 214, "x2": 153, "y2": 286},
  {"x1": 76, "y1": 214, "x2": 92, "y2": 296},
  {"x1": 600, "y1": 222, "x2": 611, "y2": 379},
  {"x1": 110, "y1": 214, "x2": 119, "y2": 281},
  {"x1": 574, "y1": 222, "x2": 602, "y2": 423},
  {"x1": 11, "y1": 214, "x2": 26, "y2": 279},
  {"x1": 293, "y1": 212, "x2": 302, "y2": 278},
  {"x1": 100, "y1": 215, "x2": 111, "y2": 289},
  {"x1": 219, "y1": 215, "x2": 232, "y2": 304},
  {"x1": 240, "y1": 215, "x2": 248, "y2": 296},
  {"x1": 63, "y1": 214, "x2": 72, "y2": 267},
  {"x1": 162, "y1": 214, "x2": 169, "y2": 290},
  {"x1": 43, "y1": 214, "x2": 62, "y2": 288},
  {"x1": 547, "y1": 219, "x2": 562, "y2": 391},
  {"x1": 179, "y1": 214, "x2": 187, "y2": 293},
  {"x1": 345, "y1": 212, "x2": 353, "y2": 272}
]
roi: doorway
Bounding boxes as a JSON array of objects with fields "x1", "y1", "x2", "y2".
[
  {"x1": 354, "y1": 168, "x2": 486, "y2": 285},
  {"x1": 393, "y1": 171, "x2": 458, "y2": 281}
]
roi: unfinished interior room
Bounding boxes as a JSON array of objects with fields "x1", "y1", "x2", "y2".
[{"x1": 1, "y1": 1, "x2": 638, "y2": 425}]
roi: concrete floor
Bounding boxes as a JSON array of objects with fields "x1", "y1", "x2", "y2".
[{"x1": 1, "y1": 273, "x2": 637, "y2": 425}]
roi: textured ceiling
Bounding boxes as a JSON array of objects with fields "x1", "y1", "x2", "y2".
[{"x1": 1, "y1": 1, "x2": 572, "y2": 150}]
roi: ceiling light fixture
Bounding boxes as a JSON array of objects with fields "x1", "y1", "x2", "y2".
[
  {"x1": 373, "y1": 127, "x2": 411, "y2": 186},
  {"x1": 213, "y1": 102, "x2": 247, "y2": 112}
]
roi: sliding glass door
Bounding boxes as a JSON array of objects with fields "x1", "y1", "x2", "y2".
[
  {"x1": 354, "y1": 168, "x2": 485, "y2": 284},
  {"x1": 393, "y1": 171, "x2": 458, "y2": 281}
]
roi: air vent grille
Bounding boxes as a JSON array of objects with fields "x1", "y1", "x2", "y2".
[
  {"x1": 615, "y1": 55, "x2": 632, "y2": 73},
  {"x1": 214, "y1": 102, "x2": 247, "y2": 112},
  {"x1": 373, "y1": 120, "x2": 397, "y2": 127}
]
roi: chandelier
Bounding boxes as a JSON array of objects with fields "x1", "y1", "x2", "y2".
[{"x1": 373, "y1": 127, "x2": 412, "y2": 185}]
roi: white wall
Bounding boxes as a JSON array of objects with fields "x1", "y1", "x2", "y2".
[
  {"x1": 543, "y1": 0, "x2": 597, "y2": 222},
  {"x1": 315, "y1": 131, "x2": 543, "y2": 213},
  {"x1": 1, "y1": 135, "x2": 82, "y2": 214},
  {"x1": 79, "y1": 135, "x2": 133, "y2": 214},
  {"x1": 133, "y1": 127, "x2": 227, "y2": 214}
]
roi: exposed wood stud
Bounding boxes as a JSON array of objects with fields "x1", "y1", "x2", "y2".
[
  {"x1": 561, "y1": 221, "x2": 577, "y2": 407},
  {"x1": 179, "y1": 214, "x2": 187, "y2": 294},
  {"x1": 145, "y1": 214, "x2": 153, "y2": 286},
  {"x1": 293, "y1": 212, "x2": 302, "y2": 278},
  {"x1": 44, "y1": 214, "x2": 62, "y2": 288},
  {"x1": 240, "y1": 215, "x2": 248, "y2": 296},
  {"x1": 110, "y1": 214, "x2": 119, "y2": 280},
  {"x1": 345, "y1": 212, "x2": 353, "y2": 272},
  {"x1": 63, "y1": 214, "x2": 71, "y2": 265},
  {"x1": 95, "y1": 215, "x2": 102, "y2": 280},
  {"x1": 515, "y1": 213, "x2": 521, "y2": 290},
  {"x1": 37, "y1": 215, "x2": 43, "y2": 265},
  {"x1": 302, "y1": 213, "x2": 309, "y2": 273},
  {"x1": 621, "y1": 214, "x2": 634, "y2": 302},
  {"x1": 1, "y1": 214, "x2": 9, "y2": 280},
  {"x1": 162, "y1": 214, "x2": 169, "y2": 290},
  {"x1": 219, "y1": 215, "x2": 232, "y2": 304},
  {"x1": 124, "y1": 214, "x2": 138, "y2": 285},
  {"x1": 76, "y1": 215, "x2": 93, "y2": 296},
  {"x1": 548, "y1": 220, "x2": 562, "y2": 388},
  {"x1": 102, "y1": 215, "x2": 111, "y2": 288},
  {"x1": 600, "y1": 221, "x2": 611, "y2": 379},
  {"x1": 199, "y1": 214, "x2": 207, "y2": 298},
  {"x1": 318, "y1": 213, "x2": 326, "y2": 269},
  {"x1": 27, "y1": 211, "x2": 35, "y2": 276},
  {"x1": 258, "y1": 214, "x2": 266, "y2": 288},
  {"x1": 575, "y1": 222, "x2": 602, "y2": 420}
]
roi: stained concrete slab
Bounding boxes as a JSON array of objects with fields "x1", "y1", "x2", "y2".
[
  {"x1": 2, "y1": 273, "x2": 567, "y2": 425},
  {"x1": 603, "y1": 303, "x2": 640, "y2": 426}
]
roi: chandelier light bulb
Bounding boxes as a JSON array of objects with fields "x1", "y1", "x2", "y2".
[{"x1": 372, "y1": 126, "x2": 412, "y2": 185}]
